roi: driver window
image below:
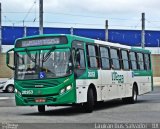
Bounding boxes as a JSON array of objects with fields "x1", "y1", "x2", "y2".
[{"x1": 76, "y1": 49, "x2": 86, "y2": 69}]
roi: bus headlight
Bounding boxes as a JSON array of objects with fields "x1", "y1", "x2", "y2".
[
  {"x1": 15, "y1": 89, "x2": 18, "y2": 93},
  {"x1": 18, "y1": 91, "x2": 22, "y2": 96},
  {"x1": 15, "y1": 89, "x2": 22, "y2": 96},
  {"x1": 60, "y1": 85, "x2": 72, "y2": 94},
  {"x1": 60, "y1": 88, "x2": 65, "y2": 94},
  {"x1": 66, "y1": 85, "x2": 72, "y2": 90}
]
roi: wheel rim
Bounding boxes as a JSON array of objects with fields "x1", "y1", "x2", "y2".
[
  {"x1": 8, "y1": 86, "x2": 14, "y2": 93},
  {"x1": 133, "y1": 89, "x2": 137, "y2": 101}
]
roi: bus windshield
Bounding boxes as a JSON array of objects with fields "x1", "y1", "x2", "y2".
[{"x1": 15, "y1": 48, "x2": 72, "y2": 80}]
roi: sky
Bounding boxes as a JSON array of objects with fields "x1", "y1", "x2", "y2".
[{"x1": 0, "y1": 0, "x2": 160, "y2": 30}]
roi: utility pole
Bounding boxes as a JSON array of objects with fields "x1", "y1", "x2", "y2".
[
  {"x1": 70, "y1": 27, "x2": 74, "y2": 35},
  {"x1": 141, "y1": 13, "x2": 145, "y2": 48},
  {"x1": 157, "y1": 39, "x2": 160, "y2": 54},
  {"x1": 39, "y1": 0, "x2": 43, "y2": 34},
  {"x1": 24, "y1": 26, "x2": 27, "y2": 37},
  {"x1": 105, "y1": 20, "x2": 108, "y2": 42},
  {"x1": 0, "y1": 3, "x2": 2, "y2": 53}
]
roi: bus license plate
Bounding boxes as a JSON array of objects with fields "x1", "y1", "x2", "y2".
[{"x1": 35, "y1": 98, "x2": 46, "y2": 103}]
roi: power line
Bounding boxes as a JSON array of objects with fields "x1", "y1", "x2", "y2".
[
  {"x1": 45, "y1": 12, "x2": 138, "y2": 21},
  {"x1": 2, "y1": 17, "x2": 160, "y2": 30},
  {"x1": 2, "y1": 20, "x2": 144, "y2": 28},
  {"x1": 145, "y1": 19, "x2": 160, "y2": 29},
  {"x1": 23, "y1": 0, "x2": 37, "y2": 26},
  {"x1": 2, "y1": 11, "x2": 139, "y2": 21},
  {"x1": 3, "y1": 15, "x2": 16, "y2": 26},
  {"x1": 134, "y1": 20, "x2": 141, "y2": 28},
  {"x1": 146, "y1": 19, "x2": 160, "y2": 23}
]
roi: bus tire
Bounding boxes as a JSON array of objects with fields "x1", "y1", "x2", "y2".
[
  {"x1": 123, "y1": 86, "x2": 138, "y2": 104},
  {"x1": 122, "y1": 98, "x2": 128, "y2": 103},
  {"x1": 83, "y1": 88, "x2": 94, "y2": 113},
  {"x1": 130, "y1": 86, "x2": 138, "y2": 103},
  {"x1": 38, "y1": 105, "x2": 45, "y2": 113}
]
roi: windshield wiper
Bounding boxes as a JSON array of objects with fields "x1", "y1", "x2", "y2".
[
  {"x1": 42, "y1": 46, "x2": 56, "y2": 62},
  {"x1": 25, "y1": 48, "x2": 37, "y2": 62},
  {"x1": 16, "y1": 52, "x2": 25, "y2": 64}
]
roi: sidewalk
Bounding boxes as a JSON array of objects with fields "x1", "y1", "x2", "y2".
[{"x1": 0, "y1": 78, "x2": 8, "y2": 81}]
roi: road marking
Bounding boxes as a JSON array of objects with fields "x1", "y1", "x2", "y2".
[{"x1": 0, "y1": 97, "x2": 14, "y2": 100}]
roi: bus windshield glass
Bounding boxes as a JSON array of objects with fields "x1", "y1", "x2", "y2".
[{"x1": 15, "y1": 48, "x2": 72, "y2": 80}]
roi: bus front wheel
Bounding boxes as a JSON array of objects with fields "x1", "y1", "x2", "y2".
[
  {"x1": 83, "y1": 88, "x2": 94, "y2": 113},
  {"x1": 38, "y1": 105, "x2": 45, "y2": 113}
]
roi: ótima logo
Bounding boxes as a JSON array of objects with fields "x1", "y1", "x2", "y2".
[
  {"x1": 112, "y1": 72, "x2": 124, "y2": 83},
  {"x1": 39, "y1": 72, "x2": 46, "y2": 79}
]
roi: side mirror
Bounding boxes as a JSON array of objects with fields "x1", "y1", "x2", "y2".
[{"x1": 6, "y1": 48, "x2": 15, "y2": 70}]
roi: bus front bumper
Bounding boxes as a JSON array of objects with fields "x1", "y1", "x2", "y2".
[{"x1": 15, "y1": 88, "x2": 76, "y2": 106}]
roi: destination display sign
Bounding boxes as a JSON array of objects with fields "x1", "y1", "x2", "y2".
[{"x1": 15, "y1": 36, "x2": 67, "y2": 48}]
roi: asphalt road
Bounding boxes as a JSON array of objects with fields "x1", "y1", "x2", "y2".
[{"x1": 0, "y1": 87, "x2": 160, "y2": 129}]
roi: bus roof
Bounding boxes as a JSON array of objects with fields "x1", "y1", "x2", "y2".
[{"x1": 15, "y1": 34, "x2": 150, "y2": 53}]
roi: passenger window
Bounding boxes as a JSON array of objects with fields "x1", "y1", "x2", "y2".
[
  {"x1": 87, "y1": 45, "x2": 99, "y2": 68},
  {"x1": 121, "y1": 50, "x2": 129, "y2": 70},
  {"x1": 110, "y1": 48, "x2": 120, "y2": 69},
  {"x1": 137, "y1": 53, "x2": 144, "y2": 70},
  {"x1": 144, "y1": 54, "x2": 151, "y2": 70},
  {"x1": 100, "y1": 46, "x2": 110, "y2": 69},
  {"x1": 130, "y1": 52, "x2": 138, "y2": 70}
]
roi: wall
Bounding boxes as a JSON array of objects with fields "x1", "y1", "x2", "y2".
[
  {"x1": 0, "y1": 53, "x2": 14, "y2": 78},
  {"x1": 151, "y1": 54, "x2": 160, "y2": 77},
  {"x1": 2, "y1": 26, "x2": 160, "y2": 47}
]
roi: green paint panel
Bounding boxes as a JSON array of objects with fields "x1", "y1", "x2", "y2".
[
  {"x1": 15, "y1": 75, "x2": 76, "y2": 106},
  {"x1": 133, "y1": 70, "x2": 152, "y2": 76},
  {"x1": 131, "y1": 47, "x2": 151, "y2": 53}
]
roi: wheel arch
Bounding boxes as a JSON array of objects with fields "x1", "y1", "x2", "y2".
[
  {"x1": 133, "y1": 82, "x2": 139, "y2": 95},
  {"x1": 88, "y1": 83, "x2": 97, "y2": 102}
]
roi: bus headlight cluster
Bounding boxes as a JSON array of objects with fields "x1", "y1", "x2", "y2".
[
  {"x1": 60, "y1": 85, "x2": 72, "y2": 94},
  {"x1": 15, "y1": 89, "x2": 17, "y2": 93},
  {"x1": 15, "y1": 88, "x2": 22, "y2": 96}
]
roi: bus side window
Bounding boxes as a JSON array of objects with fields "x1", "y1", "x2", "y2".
[
  {"x1": 121, "y1": 50, "x2": 130, "y2": 70},
  {"x1": 100, "y1": 46, "x2": 110, "y2": 69},
  {"x1": 130, "y1": 51, "x2": 138, "y2": 70},
  {"x1": 87, "y1": 45, "x2": 99, "y2": 69},
  {"x1": 137, "y1": 53, "x2": 144, "y2": 70},
  {"x1": 110, "y1": 48, "x2": 120, "y2": 70},
  {"x1": 75, "y1": 49, "x2": 86, "y2": 69},
  {"x1": 144, "y1": 53, "x2": 151, "y2": 70}
]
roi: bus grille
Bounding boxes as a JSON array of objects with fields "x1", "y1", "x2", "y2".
[{"x1": 19, "y1": 80, "x2": 61, "y2": 88}]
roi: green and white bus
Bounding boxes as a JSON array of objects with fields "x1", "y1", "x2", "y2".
[{"x1": 6, "y1": 34, "x2": 153, "y2": 113}]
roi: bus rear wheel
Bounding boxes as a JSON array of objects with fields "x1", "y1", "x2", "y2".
[
  {"x1": 38, "y1": 105, "x2": 45, "y2": 113},
  {"x1": 83, "y1": 88, "x2": 94, "y2": 113},
  {"x1": 123, "y1": 86, "x2": 138, "y2": 104},
  {"x1": 131, "y1": 86, "x2": 138, "y2": 103}
]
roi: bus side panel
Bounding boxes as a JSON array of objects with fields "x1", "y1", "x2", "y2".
[
  {"x1": 133, "y1": 76, "x2": 152, "y2": 95},
  {"x1": 75, "y1": 79, "x2": 101, "y2": 103}
]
